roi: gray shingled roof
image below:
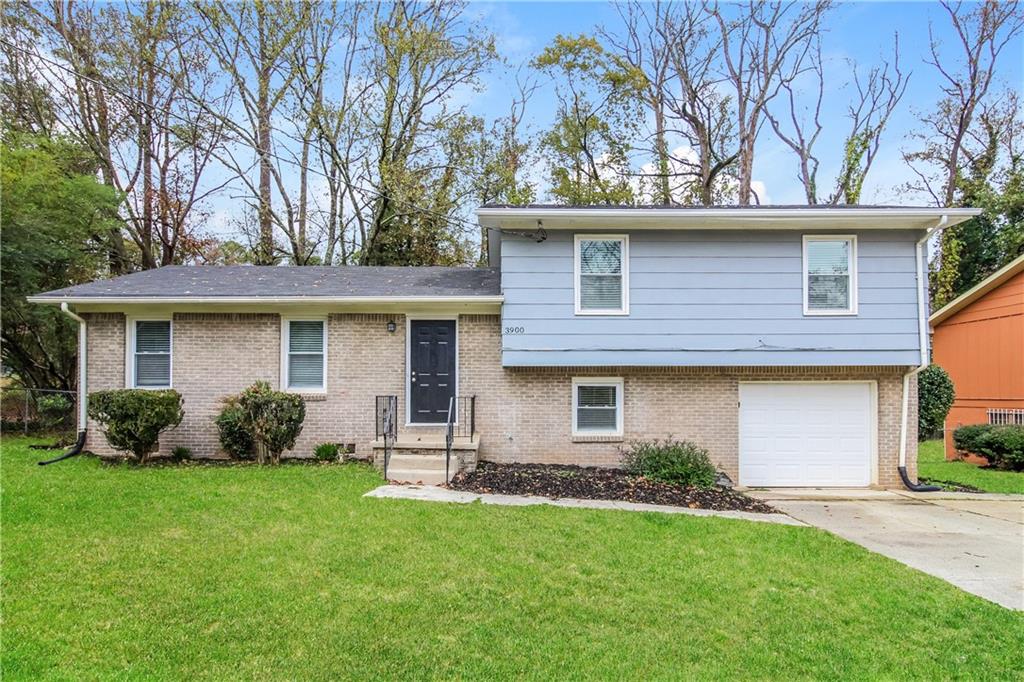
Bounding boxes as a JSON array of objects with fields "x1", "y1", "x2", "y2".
[{"x1": 32, "y1": 265, "x2": 501, "y2": 300}]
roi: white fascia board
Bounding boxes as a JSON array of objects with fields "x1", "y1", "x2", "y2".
[
  {"x1": 476, "y1": 206, "x2": 982, "y2": 230},
  {"x1": 27, "y1": 295, "x2": 504, "y2": 305}
]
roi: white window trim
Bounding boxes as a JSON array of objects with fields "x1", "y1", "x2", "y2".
[
  {"x1": 571, "y1": 377, "x2": 624, "y2": 437},
  {"x1": 574, "y1": 233, "x2": 629, "y2": 316},
  {"x1": 281, "y1": 317, "x2": 328, "y2": 393},
  {"x1": 125, "y1": 316, "x2": 173, "y2": 389},
  {"x1": 802, "y1": 234, "x2": 858, "y2": 316},
  {"x1": 405, "y1": 315, "x2": 459, "y2": 427}
]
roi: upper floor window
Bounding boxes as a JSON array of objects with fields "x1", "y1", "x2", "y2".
[
  {"x1": 129, "y1": 319, "x2": 172, "y2": 388},
  {"x1": 283, "y1": 319, "x2": 326, "y2": 391},
  {"x1": 575, "y1": 234, "x2": 629, "y2": 315},
  {"x1": 803, "y1": 235, "x2": 857, "y2": 315}
]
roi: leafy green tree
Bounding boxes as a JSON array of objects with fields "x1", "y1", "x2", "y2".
[
  {"x1": 1, "y1": 133, "x2": 119, "y2": 390},
  {"x1": 533, "y1": 34, "x2": 644, "y2": 206}
]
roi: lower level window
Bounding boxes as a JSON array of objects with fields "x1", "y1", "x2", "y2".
[
  {"x1": 284, "y1": 319, "x2": 326, "y2": 391},
  {"x1": 131, "y1": 319, "x2": 172, "y2": 388},
  {"x1": 572, "y1": 378, "x2": 623, "y2": 436}
]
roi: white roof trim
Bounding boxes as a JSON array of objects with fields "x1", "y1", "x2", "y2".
[
  {"x1": 28, "y1": 295, "x2": 505, "y2": 305},
  {"x1": 477, "y1": 206, "x2": 981, "y2": 230}
]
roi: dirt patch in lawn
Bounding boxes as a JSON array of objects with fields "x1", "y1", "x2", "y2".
[{"x1": 449, "y1": 462, "x2": 778, "y2": 514}]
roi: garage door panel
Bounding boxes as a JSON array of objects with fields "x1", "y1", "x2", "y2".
[{"x1": 739, "y1": 383, "x2": 873, "y2": 487}]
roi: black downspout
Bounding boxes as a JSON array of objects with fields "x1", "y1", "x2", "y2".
[
  {"x1": 899, "y1": 465, "x2": 941, "y2": 492},
  {"x1": 38, "y1": 430, "x2": 86, "y2": 466}
]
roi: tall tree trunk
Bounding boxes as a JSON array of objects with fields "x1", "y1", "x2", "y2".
[{"x1": 256, "y1": 7, "x2": 274, "y2": 264}]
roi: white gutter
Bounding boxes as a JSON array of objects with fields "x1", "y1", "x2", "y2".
[
  {"x1": 897, "y1": 215, "x2": 948, "y2": 488},
  {"x1": 28, "y1": 295, "x2": 505, "y2": 305},
  {"x1": 59, "y1": 302, "x2": 87, "y2": 432}
]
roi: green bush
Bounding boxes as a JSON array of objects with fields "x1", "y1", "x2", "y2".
[
  {"x1": 237, "y1": 381, "x2": 305, "y2": 465},
  {"x1": 954, "y1": 424, "x2": 1024, "y2": 471},
  {"x1": 215, "y1": 398, "x2": 254, "y2": 460},
  {"x1": 37, "y1": 393, "x2": 72, "y2": 430},
  {"x1": 87, "y1": 389, "x2": 184, "y2": 463},
  {"x1": 620, "y1": 439, "x2": 717, "y2": 488},
  {"x1": 952, "y1": 424, "x2": 988, "y2": 454},
  {"x1": 918, "y1": 365, "x2": 955, "y2": 440},
  {"x1": 171, "y1": 446, "x2": 191, "y2": 462},
  {"x1": 314, "y1": 442, "x2": 340, "y2": 461}
]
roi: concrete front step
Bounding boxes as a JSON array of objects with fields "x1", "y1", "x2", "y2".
[
  {"x1": 387, "y1": 469, "x2": 453, "y2": 485},
  {"x1": 385, "y1": 453, "x2": 459, "y2": 485}
]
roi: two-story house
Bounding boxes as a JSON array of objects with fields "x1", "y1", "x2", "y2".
[{"x1": 30, "y1": 205, "x2": 980, "y2": 488}]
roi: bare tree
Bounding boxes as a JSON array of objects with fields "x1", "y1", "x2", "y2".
[
  {"x1": 705, "y1": 0, "x2": 830, "y2": 205},
  {"x1": 193, "y1": 0, "x2": 311, "y2": 264},
  {"x1": 24, "y1": 0, "x2": 227, "y2": 270},
  {"x1": 767, "y1": 35, "x2": 908, "y2": 204},
  {"x1": 903, "y1": 0, "x2": 1023, "y2": 307},
  {"x1": 905, "y1": 0, "x2": 1024, "y2": 206},
  {"x1": 604, "y1": 1, "x2": 676, "y2": 204},
  {"x1": 661, "y1": 2, "x2": 739, "y2": 204}
]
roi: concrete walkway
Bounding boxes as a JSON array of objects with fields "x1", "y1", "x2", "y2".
[
  {"x1": 364, "y1": 484, "x2": 805, "y2": 526},
  {"x1": 748, "y1": 489, "x2": 1024, "y2": 611}
]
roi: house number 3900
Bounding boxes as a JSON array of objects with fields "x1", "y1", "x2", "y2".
[{"x1": 504, "y1": 326, "x2": 525, "y2": 335}]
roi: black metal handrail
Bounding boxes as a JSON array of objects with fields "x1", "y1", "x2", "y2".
[
  {"x1": 444, "y1": 395, "x2": 475, "y2": 483},
  {"x1": 375, "y1": 395, "x2": 397, "y2": 480}
]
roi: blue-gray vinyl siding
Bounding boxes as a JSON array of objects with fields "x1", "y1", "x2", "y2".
[{"x1": 500, "y1": 229, "x2": 924, "y2": 367}]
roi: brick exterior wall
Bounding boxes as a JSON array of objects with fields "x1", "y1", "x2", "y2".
[{"x1": 82, "y1": 311, "x2": 917, "y2": 487}]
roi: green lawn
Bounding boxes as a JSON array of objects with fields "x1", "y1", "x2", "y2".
[
  {"x1": 919, "y1": 439, "x2": 1024, "y2": 494},
  {"x1": 3, "y1": 437, "x2": 1022, "y2": 679}
]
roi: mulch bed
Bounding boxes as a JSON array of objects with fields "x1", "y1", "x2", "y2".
[{"x1": 449, "y1": 462, "x2": 778, "y2": 514}]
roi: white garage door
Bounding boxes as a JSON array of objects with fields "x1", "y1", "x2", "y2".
[{"x1": 739, "y1": 383, "x2": 873, "y2": 487}]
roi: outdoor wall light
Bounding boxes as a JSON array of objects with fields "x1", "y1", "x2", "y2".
[{"x1": 386, "y1": 320, "x2": 397, "y2": 333}]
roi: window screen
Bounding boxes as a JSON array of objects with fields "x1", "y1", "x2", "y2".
[
  {"x1": 287, "y1": 321, "x2": 325, "y2": 389},
  {"x1": 134, "y1": 320, "x2": 171, "y2": 387},
  {"x1": 575, "y1": 382, "x2": 620, "y2": 433},
  {"x1": 579, "y1": 238, "x2": 625, "y2": 312},
  {"x1": 806, "y1": 238, "x2": 853, "y2": 311}
]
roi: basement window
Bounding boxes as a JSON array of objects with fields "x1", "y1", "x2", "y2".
[{"x1": 572, "y1": 378, "x2": 623, "y2": 436}]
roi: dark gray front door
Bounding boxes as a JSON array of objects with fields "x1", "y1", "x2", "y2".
[{"x1": 409, "y1": 320, "x2": 456, "y2": 423}]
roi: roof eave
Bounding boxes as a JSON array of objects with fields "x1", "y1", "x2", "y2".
[
  {"x1": 476, "y1": 206, "x2": 982, "y2": 230},
  {"x1": 929, "y1": 253, "x2": 1024, "y2": 326},
  {"x1": 27, "y1": 295, "x2": 505, "y2": 305}
]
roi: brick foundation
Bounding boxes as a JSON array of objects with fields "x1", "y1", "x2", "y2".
[{"x1": 82, "y1": 312, "x2": 917, "y2": 487}]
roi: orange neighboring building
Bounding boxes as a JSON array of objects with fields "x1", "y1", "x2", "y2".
[{"x1": 930, "y1": 254, "x2": 1024, "y2": 459}]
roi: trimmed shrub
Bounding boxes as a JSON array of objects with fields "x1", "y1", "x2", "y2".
[
  {"x1": 954, "y1": 424, "x2": 1024, "y2": 471},
  {"x1": 314, "y1": 442, "x2": 340, "y2": 462},
  {"x1": 620, "y1": 439, "x2": 717, "y2": 488},
  {"x1": 171, "y1": 446, "x2": 191, "y2": 462},
  {"x1": 918, "y1": 364, "x2": 955, "y2": 440},
  {"x1": 215, "y1": 398, "x2": 254, "y2": 460},
  {"x1": 87, "y1": 389, "x2": 184, "y2": 463},
  {"x1": 237, "y1": 381, "x2": 305, "y2": 465}
]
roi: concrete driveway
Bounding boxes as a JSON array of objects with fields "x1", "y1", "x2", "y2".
[{"x1": 748, "y1": 489, "x2": 1024, "y2": 611}]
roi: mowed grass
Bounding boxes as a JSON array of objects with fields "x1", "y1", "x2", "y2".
[
  {"x1": 919, "y1": 439, "x2": 1024, "y2": 494},
  {"x1": 3, "y1": 437, "x2": 1022, "y2": 680}
]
